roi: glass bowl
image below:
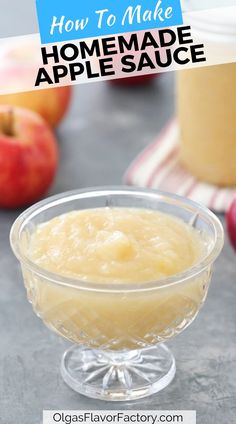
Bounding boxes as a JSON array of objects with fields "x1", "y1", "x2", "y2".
[{"x1": 10, "y1": 187, "x2": 224, "y2": 401}]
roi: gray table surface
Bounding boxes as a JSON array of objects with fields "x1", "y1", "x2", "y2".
[{"x1": 0, "y1": 76, "x2": 236, "y2": 424}]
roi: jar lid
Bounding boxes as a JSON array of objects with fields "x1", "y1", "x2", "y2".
[
  {"x1": 182, "y1": 0, "x2": 236, "y2": 12},
  {"x1": 182, "y1": 1, "x2": 236, "y2": 41}
]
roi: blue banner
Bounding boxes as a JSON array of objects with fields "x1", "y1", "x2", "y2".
[{"x1": 36, "y1": 0, "x2": 183, "y2": 44}]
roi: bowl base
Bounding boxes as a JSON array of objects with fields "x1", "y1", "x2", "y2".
[{"x1": 61, "y1": 344, "x2": 176, "y2": 401}]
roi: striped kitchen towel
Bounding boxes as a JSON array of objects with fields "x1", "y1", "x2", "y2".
[{"x1": 124, "y1": 119, "x2": 236, "y2": 213}]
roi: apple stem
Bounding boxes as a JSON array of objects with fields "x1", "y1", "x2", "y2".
[{"x1": 0, "y1": 109, "x2": 15, "y2": 137}]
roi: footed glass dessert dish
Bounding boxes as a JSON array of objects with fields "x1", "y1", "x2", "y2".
[{"x1": 10, "y1": 187, "x2": 224, "y2": 401}]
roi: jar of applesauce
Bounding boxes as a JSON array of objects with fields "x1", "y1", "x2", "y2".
[{"x1": 177, "y1": 1, "x2": 236, "y2": 187}]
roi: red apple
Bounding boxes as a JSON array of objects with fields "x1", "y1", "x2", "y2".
[
  {"x1": 0, "y1": 105, "x2": 58, "y2": 208},
  {"x1": 227, "y1": 198, "x2": 236, "y2": 251},
  {"x1": 0, "y1": 39, "x2": 72, "y2": 128},
  {"x1": 0, "y1": 88, "x2": 72, "y2": 128},
  {"x1": 109, "y1": 74, "x2": 158, "y2": 86}
]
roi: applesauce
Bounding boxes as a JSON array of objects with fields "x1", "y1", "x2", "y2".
[
  {"x1": 23, "y1": 208, "x2": 210, "y2": 350},
  {"x1": 28, "y1": 208, "x2": 204, "y2": 282},
  {"x1": 178, "y1": 64, "x2": 236, "y2": 186},
  {"x1": 177, "y1": 3, "x2": 236, "y2": 186}
]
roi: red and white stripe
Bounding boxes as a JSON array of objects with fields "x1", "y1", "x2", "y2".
[{"x1": 125, "y1": 119, "x2": 236, "y2": 213}]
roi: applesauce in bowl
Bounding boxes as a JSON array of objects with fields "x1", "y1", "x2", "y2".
[
  {"x1": 10, "y1": 187, "x2": 224, "y2": 401},
  {"x1": 24, "y1": 207, "x2": 207, "y2": 350}
]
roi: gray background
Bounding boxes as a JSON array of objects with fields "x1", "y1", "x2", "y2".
[{"x1": 0, "y1": 1, "x2": 236, "y2": 424}]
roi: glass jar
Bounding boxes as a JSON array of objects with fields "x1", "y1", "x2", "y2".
[{"x1": 177, "y1": 2, "x2": 236, "y2": 187}]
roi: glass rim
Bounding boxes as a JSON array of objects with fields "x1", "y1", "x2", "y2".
[{"x1": 10, "y1": 186, "x2": 224, "y2": 293}]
